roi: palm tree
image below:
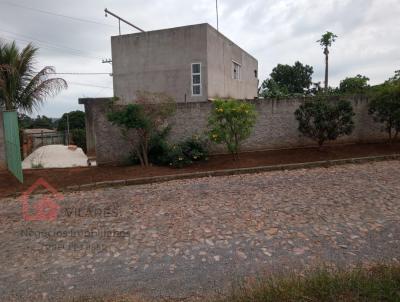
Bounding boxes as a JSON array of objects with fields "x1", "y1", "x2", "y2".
[
  {"x1": 317, "y1": 32, "x2": 338, "y2": 91},
  {"x1": 0, "y1": 41, "x2": 67, "y2": 113}
]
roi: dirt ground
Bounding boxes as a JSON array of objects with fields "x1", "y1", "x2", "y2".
[{"x1": 1, "y1": 142, "x2": 399, "y2": 198}]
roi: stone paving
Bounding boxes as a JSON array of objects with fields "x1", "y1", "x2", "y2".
[{"x1": 0, "y1": 161, "x2": 400, "y2": 301}]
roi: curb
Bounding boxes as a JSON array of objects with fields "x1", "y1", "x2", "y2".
[{"x1": 61, "y1": 154, "x2": 400, "y2": 194}]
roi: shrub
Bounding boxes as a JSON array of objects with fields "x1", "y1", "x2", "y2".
[
  {"x1": 208, "y1": 99, "x2": 257, "y2": 159},
  {"x1": 147, "y1": 127, "x2": 171, "y2": 166},
  {"x1": 368, "y1": 81, "x2": 400, "y2": 142},
  {"x1": 179, "y1": 135, "x2": 208, "y2": 162},
  {"x1": 107, "y1": 92, "x2": 176, "y2": 166},
  {"x1": 165, "y1": 145, "x2": 192, "y2": 168},
  {"x1": 126, "y1": 133, "x2": 209, "y2": 168},
  {"x1": 295, "y1": 97, "x2": 355, "y2": 148},
  {"x1": 71, "y1": 128, "x2": 86, "y2": 152},
  {"x1": 163, "y1": 135, "x2": 209, "y2": 168}
]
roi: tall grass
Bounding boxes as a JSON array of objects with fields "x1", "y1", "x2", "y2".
[
  {"x1": 70, "y1": 264, "x2": 400, "y2": 302},
  {"x1": 215, "y1": 264, "x2": 400, "y2": 302}
]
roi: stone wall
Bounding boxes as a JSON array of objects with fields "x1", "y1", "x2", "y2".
[
  {"x1": 82, "y1": 97, "x2": 387, "y2": 165},
  {"x1": 0, "y1": 112, "x2": 6, "y2": 169}
]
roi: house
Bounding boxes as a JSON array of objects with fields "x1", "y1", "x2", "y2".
[{"x1": 111, "y1": 23, "x2": 259, "y2": 104}]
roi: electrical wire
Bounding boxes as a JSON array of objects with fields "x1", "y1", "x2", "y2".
[
  {"x1": 0, "y1": 1, "x2": 116, "y2": 28},
  {"x1": 49, "y1": 73, "x2": 112, "y2": 75},
  {"x1": 0, "y1": 29, "x2": 103, "y2": 60},
  {"x1": 68, "y1": 81, "x2": 113, "y2": 89}
]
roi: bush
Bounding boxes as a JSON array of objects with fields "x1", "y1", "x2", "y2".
[
  {"x1": 295, "y1": 97, "x2": 355, "y2": 148},
  {"x1": 368, "y1": 81, "x2": 400, "y2": 142},
  {"x1": 208, "y1": 99, "x2": 257, "y2": 159},
  {"x1": 165, "y1": 145, "x2": 193, "y2": 168},
  {"x1": 126, "y1": 133, "x2": 209, "y2": 168},
  {"x1": 71, "y1": 128, "x2": 86, "y2": 152},
  {"x1": 179, "y1": 135, "x2": 208, "y2": 162},
  {"x1": 164, "y1": 136, "x2": 209, "y2": 168},
  {"x1": 107, "y1": 92, "x2": 176, "y2": 166},
  {"x1": 147, "y1": 127, "x2": 172, "y2": 165}
]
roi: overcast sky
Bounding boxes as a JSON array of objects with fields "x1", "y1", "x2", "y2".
[{"x1": 0, "y1": 0, "x2": 399, "y2": 117}]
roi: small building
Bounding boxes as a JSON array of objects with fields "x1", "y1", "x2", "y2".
[{"x1": 111, "y1": 23, "x2": 259, "y2": 104}]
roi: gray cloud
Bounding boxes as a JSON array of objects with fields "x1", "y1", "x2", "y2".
[{"x1": 0, "y1": 0, "x2": 398, "y2": 117}]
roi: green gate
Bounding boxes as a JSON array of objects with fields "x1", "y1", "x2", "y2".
[{"x1": 3, "y1": 111, "x2": 23, "y2": 183}]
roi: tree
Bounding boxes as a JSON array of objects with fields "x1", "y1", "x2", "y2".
[
  {"x1": 31, "y1": 115, "x2": 54, "y2": 129},
  {"x1": 57, "y1": 110, "x2": 86, "y2": 150},
  {"x1": 18, "y1": 113, "x2": 33, "y2": 129},
  {"x1": 295, "y1": 97, "x2": 355, "y2": 148},
  {"x1": 208, "y1": 99, "x2": 257, "y2": 159},
  {"x1": 339, "y1": 74, "x2": 370, "y2": 94},
  {"x1": 0, "y1": 41, "x2": 67, "y2": 113},
  {"x1": 317, "y1": 32, "x2": 338, "y2": 91},
  {"x1": 259, "y1": 78, "x2": 288, "y2": 98},
  {"x1": 368, "y1": 81, "x2": 400, "y2": 143},
  {"x1": 57, "y1": 110, "x2": 85, "y2": 131},
  {"x1": 259, "y1": 61, "x2": 313, "y2": 97},
  {"x1": 108, "y1": 92, "x2": 176, "y2": 166},
  {"x1": 387, "y1": 70, "x2": 400, "y2": 84},
  {"x1": 18, "y1": 114, "x2": 55, "y2": 129}
]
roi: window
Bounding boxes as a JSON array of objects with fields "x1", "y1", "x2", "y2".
[
  {"x1": 191, "y1": 63, "x2": 202, "y2": 96},
  {"x1": 232, "y1": 61, "x2": 241, "y2": 80}
]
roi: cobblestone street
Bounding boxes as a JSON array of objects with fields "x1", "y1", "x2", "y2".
[{"x1": 1, "y1": 161, "x2": 400, "y2": 301}]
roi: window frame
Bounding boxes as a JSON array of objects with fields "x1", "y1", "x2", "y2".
[
  {"x1": 191, "y1": 62, "x2": 202, "y2": 96},
  {"x1": 232, "y1": 60, "x2": 241, "y2": 80}
]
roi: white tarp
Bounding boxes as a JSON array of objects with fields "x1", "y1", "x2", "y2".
[{"x1": 22, "y1": 145, "x2": 88, "y2": 169}]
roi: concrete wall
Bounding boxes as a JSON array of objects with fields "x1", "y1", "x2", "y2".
[
  {"x1": 111, "y1": 23, "x2": 259, "y2": 104},
  {"x1": 83, "y1": 97, "x2": 387, "y2": 165},
  {"x1": 112, "y1": 24, "x2": 208, "y2": 104},
  {"x1": 0, "y1": 112, "x2": 6, "y2": 169},
  {"x1": 206, "y1": 25, "x2": 258, "y2": 100}
]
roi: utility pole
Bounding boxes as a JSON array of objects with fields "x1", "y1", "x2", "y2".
[
  {"x1": 104, "y1": 8, "x2": 145, "y2": 35},
  {"x1": 216, "y1": 0, "x2": 219, "y2": 31}
]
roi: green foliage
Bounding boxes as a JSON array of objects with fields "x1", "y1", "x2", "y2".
[
  {"x1": 214, "y1": 264, "x2": 400, "y2": 302},
  {"x1": 179, "y1": 135, "x2": 209, "y2": 162},
  {"x1": 147, "y1": 127, "x2": 172, "y2": 166},
  {"x1": 386, "y1": 70, "x2": 400, "y2": 84},
  {"x1": 260, "y1": 61, "x2": 313, "y2": 97},
  {"x1": 368, "y1": 81, "x2": 400, "y2": 142},
  {"x1": 18, "y1": 113, "x2": 55, "y2": 129},
  {"x1": 165, "y1": 145, "x2": 193, "y2": 168},
  {"x1": 57, "y1": 110, "x2": 85, "y2": 131},
  {"x1": 208, "y1": 99, "x2": 257, "y2": 158},
  {"x1": 339, "y1": 74, "x2": 370, "y2": 94},
  {"x1": 71, "y1": 128, "x2": 86, "y2": 152},
  {"x1": 107, "y1": 92, "x2": 176, "y2": 166},
  {"x1": 295, "y1": 97, "x2": 355, "y2": 147},
  {"x1": 0, "y1": 41, "x2": 67, "y2": 113},
  {"x1": 317, "y1": 31, "x2": 338, "y2": 48}
]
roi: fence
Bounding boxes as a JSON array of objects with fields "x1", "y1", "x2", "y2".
[{"x1": 22, "y1": 131, "x2": 67, "y2": 159}]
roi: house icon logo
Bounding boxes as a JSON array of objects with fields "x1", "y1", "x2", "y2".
[{"x1": 21, "y1": 178, "x2": 63, "y2": 221}]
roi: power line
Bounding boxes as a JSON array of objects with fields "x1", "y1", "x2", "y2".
[
  {"x1": 68, "y1": 81, "x2": 113, "y2": 89},
  {"x1": 0, "y1": 1, "x2": 116, "y2": 28},
  {"x1": 0, "y1": 29, "x2": 103, "y2": 60},
  {"x1": 49, "y1": 72, "x2": 111, "y2": 75}
]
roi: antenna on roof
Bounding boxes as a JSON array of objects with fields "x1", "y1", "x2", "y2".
[
  {"x1": 104, "y1": 8, "x2": 145, "y2": 35},
  {"x1": 216, "y1": 0, "x2": 219, "y2": 31}
]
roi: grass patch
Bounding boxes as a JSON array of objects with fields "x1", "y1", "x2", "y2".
[
  {"x1": 67, "y1": 264, "x2": 400, "y2": 302},
  {"x1": 216, "y1": 264, "x2": 400, "y2": 302}
]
